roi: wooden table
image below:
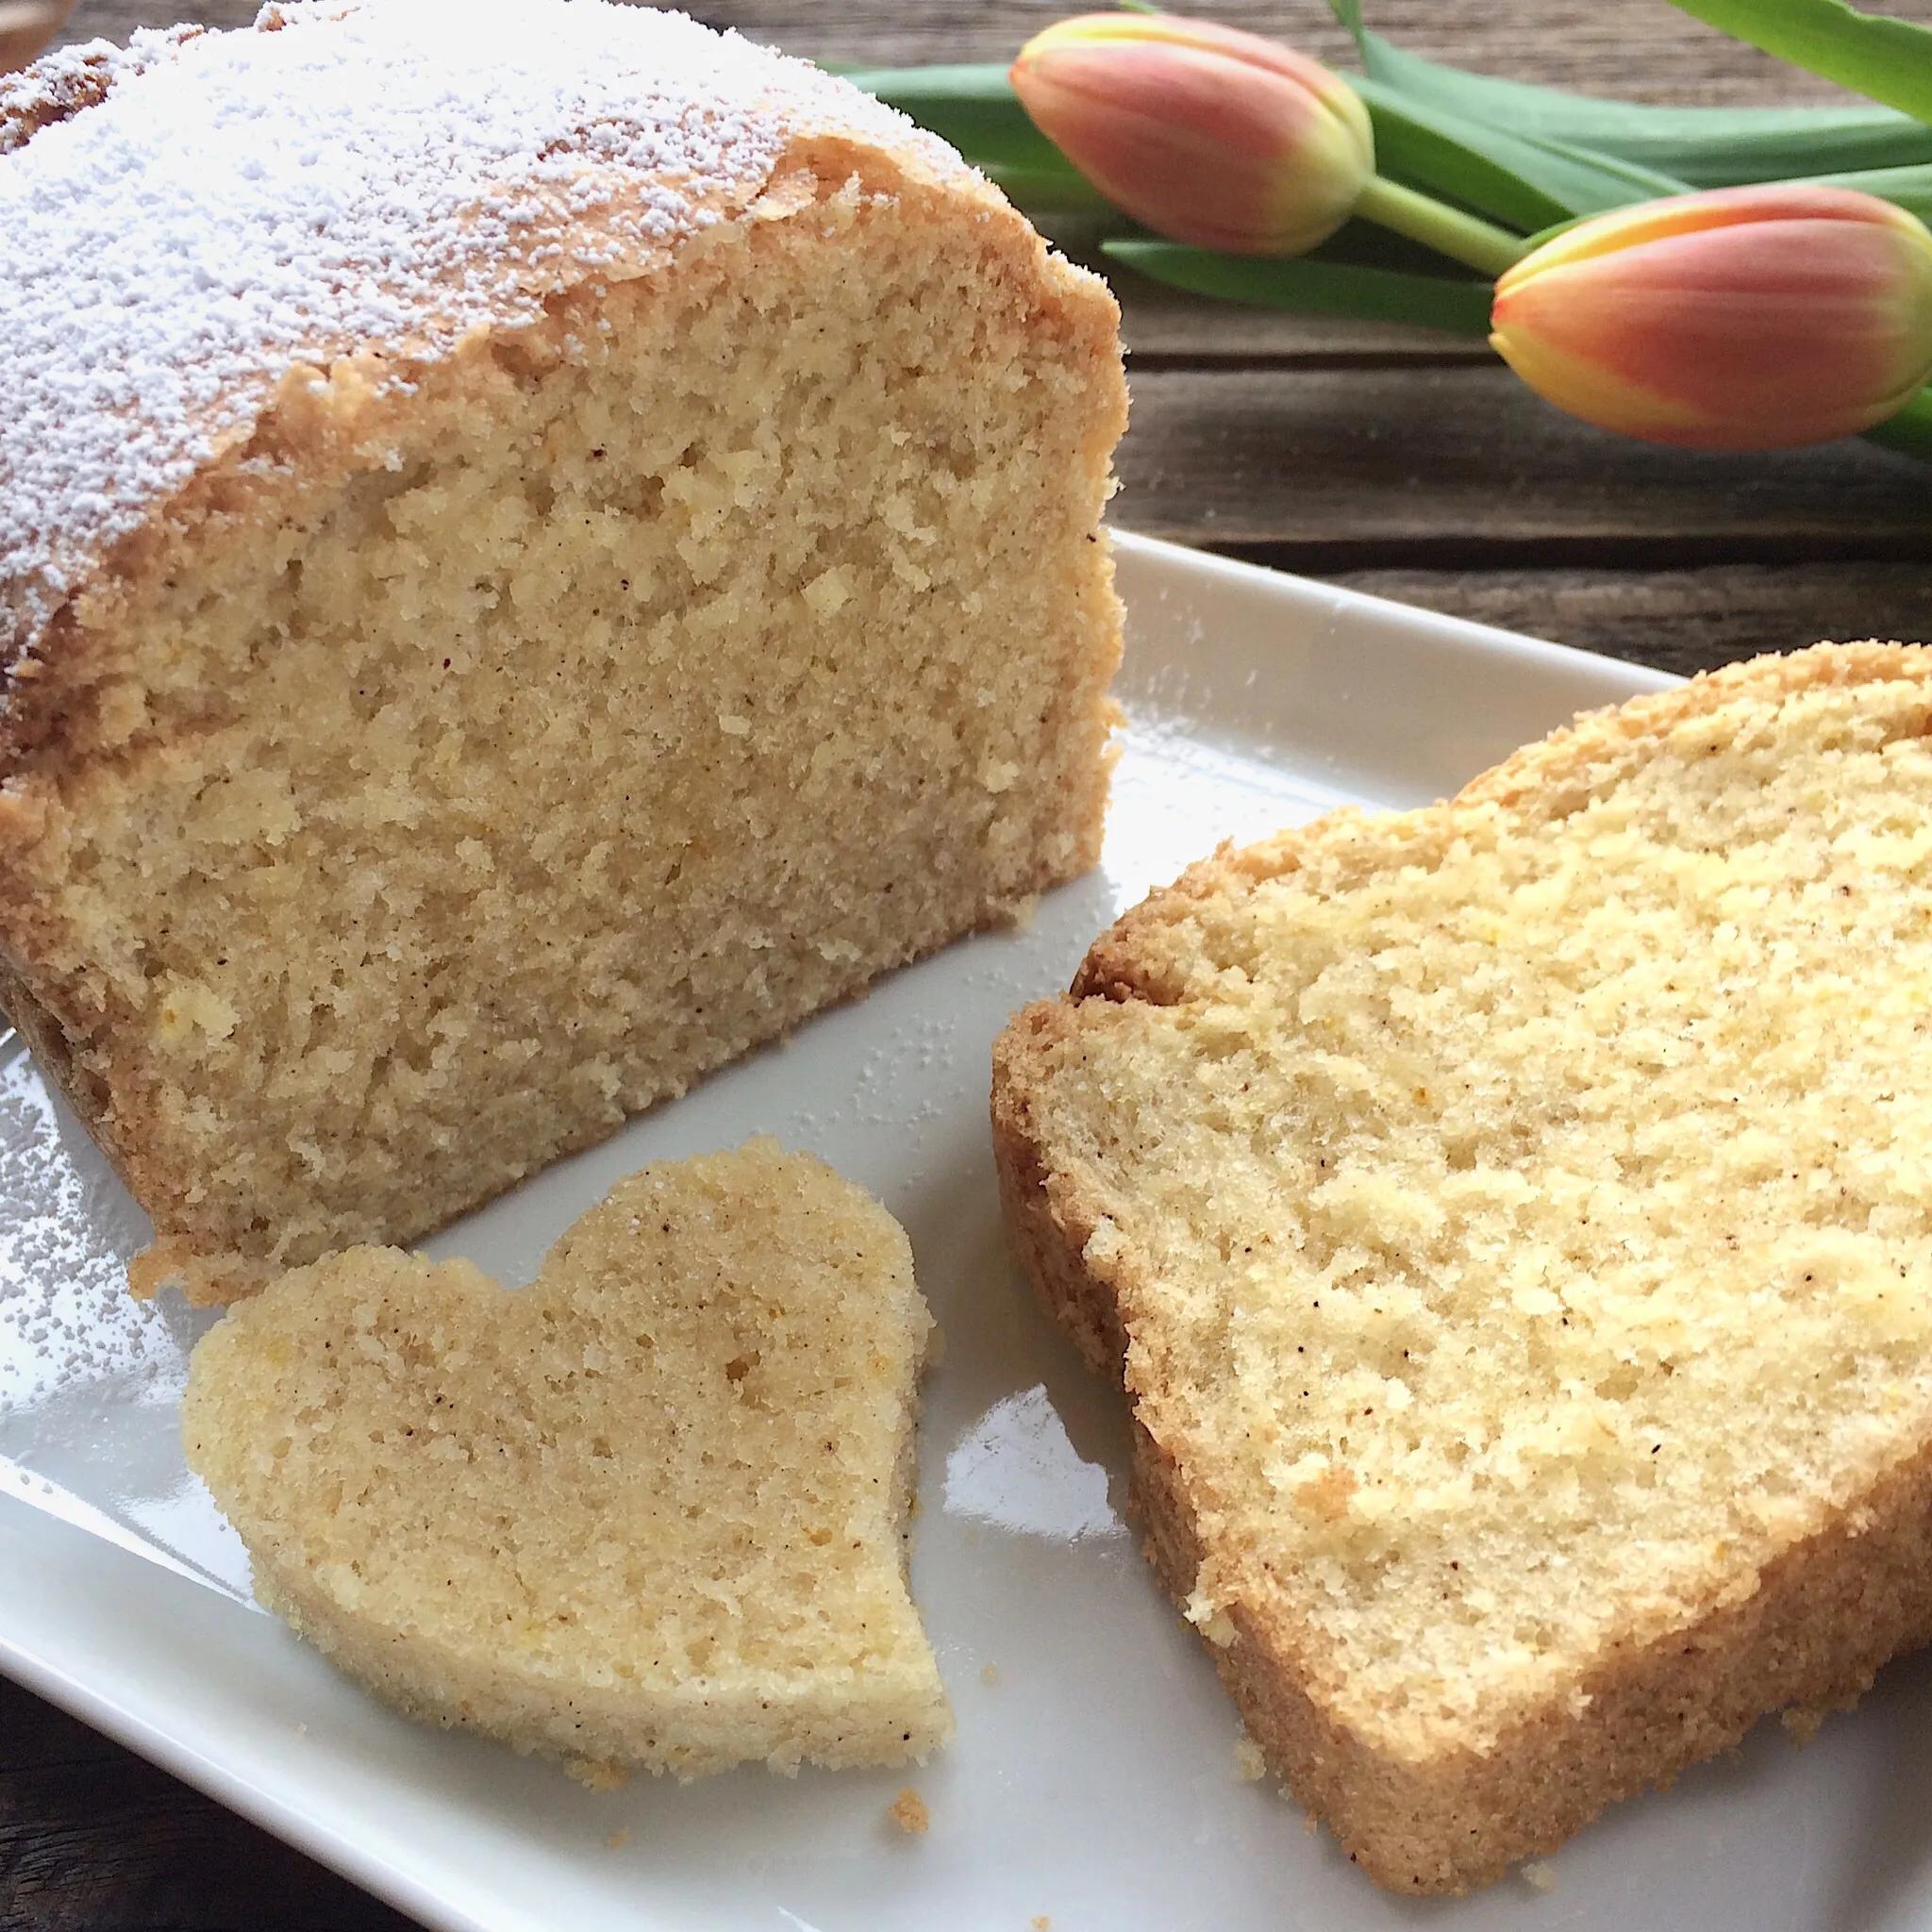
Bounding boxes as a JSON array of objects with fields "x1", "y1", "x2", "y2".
[{"x1": 5, "y1": 1, "x2": 1931, "y2": 1925}]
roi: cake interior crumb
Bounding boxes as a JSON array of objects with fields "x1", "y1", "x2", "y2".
[
  {"x1": 32, "y1": 160, "x2": 1118, "y2": 1301},
  {"x1": 182, "y1": 1141, "x2": 952, "y2": 1778},
  {"x1": 1033, "y1": 669, "x2": 1932, "y2": 1759},
  {"x1": 1782, "y1": 1705, "x2": 1826, "y2": 1744}
]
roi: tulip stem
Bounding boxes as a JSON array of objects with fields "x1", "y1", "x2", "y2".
[
  {"x1": 1864, "y1": 387, "x2": 1932, "y2": 462},
  {"x1": 1354, "y1": 175, "x2": 1528, "y2": 278}
]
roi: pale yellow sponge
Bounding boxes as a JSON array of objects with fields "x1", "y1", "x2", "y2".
[
  {"x1": 0, "y1": 2, "x2": 1124, "y2": 1305},
  {"x1": 184, "y1": 1140, "x2": 952, "y2": 1782},
  {"x1": 995, "y1": 642, "x2": 1932, "y2": 1892}
]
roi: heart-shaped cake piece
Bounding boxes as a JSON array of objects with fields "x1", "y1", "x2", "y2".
[{"x1": 184, "y1": 1139, "x2": 952, "y2": 1782}]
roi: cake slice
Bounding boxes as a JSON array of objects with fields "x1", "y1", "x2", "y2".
[
  {"x1": 184, "y1": 1140, "x2": 951, "y2": 1781},
  {"x1": 992, "y1": 642, "x2": 1932, "y2": 1892},
  {"x1": 0, "y1": 0, "x2": 1124, "y2": 1303}
]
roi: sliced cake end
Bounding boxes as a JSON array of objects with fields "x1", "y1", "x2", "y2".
[{"x1": 994, "y1": 641, "x2": 1932, "y2": 1891}]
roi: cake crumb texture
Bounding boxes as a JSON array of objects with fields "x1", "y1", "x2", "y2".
[
  {"x1": 993, "y1": 642, "x2": 1932, "y2": 1891},
  {"x1": 888, "y1": 1785, "x2": 930, "y2": 1835},
  {"x1": 0, "y1": 0, "x2": 1124, "y2": 1302},
  {"x1": 183, "y1": 1140, "x2": 954, "y2": 1780}
]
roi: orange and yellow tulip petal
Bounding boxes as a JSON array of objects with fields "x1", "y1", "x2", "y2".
[
  {"x1": 1491, "y1": 184, "x2": 1932, "y2": 450},
  {"x1": 1010, "y1": 14, "x2": 1374, "y2": 257}
]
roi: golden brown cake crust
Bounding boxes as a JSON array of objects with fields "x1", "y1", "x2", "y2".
[
  {"x1": 0, "y1": 1, "x2": 976, "y2": 676},
  {"x1": 991, "y1": 641, "x2": 1932, "y2": 1893}
]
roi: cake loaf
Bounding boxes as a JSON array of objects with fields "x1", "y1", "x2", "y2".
[
  {"x1": 0, "y1": 0, "x2": 1125, "y2": 1301},
  {"x1": 993, "y1": 643, "x2": 1932, "y2": 1891}
]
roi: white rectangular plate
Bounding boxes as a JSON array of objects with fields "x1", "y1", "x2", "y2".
[{"x1": 6, "y1": 531, "x2": 1925, "y2": 1932}]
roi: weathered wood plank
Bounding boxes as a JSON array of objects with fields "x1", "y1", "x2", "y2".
[
  {"x1": 0, "y1": 1677, "x2": 416, "y2": 1931},
  {"x1": 1319, "y1": 562, "x2": 1932, "y2": 676},
  {"x1": 1117, "y1": 297, "x2": 1478, "y2": 364},
  {"x1": 1118, "y1": 365, "x2": 1932, "y2": 557}
]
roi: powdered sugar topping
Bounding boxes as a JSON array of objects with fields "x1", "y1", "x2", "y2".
[
  {"x1": 0, "y1": 0, "x2": 953, "y2": 658},
  {"x1": 0, "y1": 24, "x2": 205, "y2": 156}
]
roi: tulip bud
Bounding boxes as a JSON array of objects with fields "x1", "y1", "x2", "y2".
[
  {"x1": 1491, "y1": 184, "x2": 1932, "y2": 451},
  {"x1": 1009, "y1": 13, "x2": 1374, "y2": 257}
]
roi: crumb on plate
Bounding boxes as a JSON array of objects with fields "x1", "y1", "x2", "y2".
[{"x1": 1782, "y1": 1705, "x2": 1825, "y2": 1744}]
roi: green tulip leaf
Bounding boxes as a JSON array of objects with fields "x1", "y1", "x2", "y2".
[
  {"x1": 1664, "y1": 0, "x2": 1932, "y2": 125},
  {"x1": 1798, "y1": 162, "x2": 1932, "y2": 223},
  {"x1": 841, "y1": 64, "x2": 1068, "y2": 175},
  {"x1": 1353, "y1": 85, "x2": 1567, "y2": 229},
  {"x1": 1331, "y1": 6, "x2": 1932, "y2": 181},
  {"x1": 1515, "y1": 128, "x2": 1693, "y2": 205},
  {"x1": 1104, "y1": 240, "x2": 1496, "y2": 336},
  {"x1": 1356, "y1": 79, "x2": 1687, "y2": 225},
  {"x1": 1865, "y1": 387, "x2": 1932, "y2": 459}
]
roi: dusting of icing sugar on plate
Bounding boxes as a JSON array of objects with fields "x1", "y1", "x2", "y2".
[{"x1": 0, "y1": 1036, "x2": 169, "y2": 1407}]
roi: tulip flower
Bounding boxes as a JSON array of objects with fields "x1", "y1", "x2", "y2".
[
  {"x1": 1009, "y1": 13, "x2": 1374, "y2": 257},
  {"x1": 1491, "y1": 184, "x2": 1932, "y2": 451},
  {"x1": 1008, "y1": 14, "x2": 1523, "y2": 275}
]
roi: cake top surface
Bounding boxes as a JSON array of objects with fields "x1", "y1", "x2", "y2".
[{"x1": 0, "y1": 0, "x2": 961, "y2": 665}]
